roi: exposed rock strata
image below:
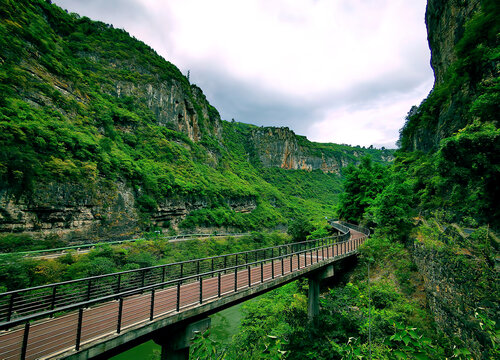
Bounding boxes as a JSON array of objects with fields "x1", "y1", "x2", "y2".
[
  {"x1": 0, "y1": 184, "x2": 257, "y2": 242},
  {"x1": 248, "y1": 127, "x2": 387, "y2": 174}
]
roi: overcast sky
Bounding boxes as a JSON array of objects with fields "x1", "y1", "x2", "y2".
[{"x1": 54, "y1": 0, "x2": 434, "y2": 148}]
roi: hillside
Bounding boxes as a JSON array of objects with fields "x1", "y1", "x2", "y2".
[{"x1": 0, "y1": 0, "x2": 392, "y2": 243}]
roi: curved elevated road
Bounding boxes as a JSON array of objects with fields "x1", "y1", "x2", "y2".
[{"x1": 0, "y1": 225, "x2": 367, "y2": 360}]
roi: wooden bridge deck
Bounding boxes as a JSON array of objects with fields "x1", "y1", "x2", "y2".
[{"x1": 0, "y1": 226, "x2": 367, "y2": 360}]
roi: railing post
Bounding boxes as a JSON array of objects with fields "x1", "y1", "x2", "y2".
[
  {"x1": 281, "y1": 256, "x2": 284, "y2": 276},
  {"x1": 298, "y1": 250, "x2": 301, "y2": 269},
  {"x1": 7, "y1": 293, "x2": 15, "y2": 322},
  {"x1": 218, "y1": 272, "x2": 221, "y2": 297},
  {"x1": 87, "y1": 279, "x2": 92, "y2": 301},
  {"x1": 234, "y1": 266, "x2": 238, "y2": 292},
  {"x1": 117, "y1": 274, "x2": 122, "y2": 293},
  {"x1": 21, "y1": 322, "x2": 30, "y2": 360},
  {"x1": 76, "y1": 308, "x2": 83, "y2": 350},
  {"x1": 180, "y1": 263, "x2": 184, "y2": 279},
  {"x1": 141, "y1": 269, "x2": 146, "y2": 292},
  {"x1": 117, "y1": 297, "x2": 123, "y2": 334},
  {"x1": 176, "y1": 281, "x2": 181, "y2": 312},
  {"x1": 261, "y1": 262, "x2": 264, "y2": 283},
  {"x1": 50, "y1": 286, "x2": 57, "y2": 312},
  {"x1": 248, "y1": 265, "x2": 251, "y2": 287},
  {"x1": 245, "y1": 252, "x2": 248, "y2": 265},
  {"x1": 272, "y1": 258, "x2": 275, "y2": 279},
  {"x1": 150, "y1": 289, "x2": 155, "y2": 320},
  {"x1": 199, "y1": 276, "x2": 203, "y2": 304},
  {"x1": 289, "y1": 254, "x2": 293, "y2": 273},
  {"x1": 305, "y1": 248, "x2": 308, "y2": 266}
]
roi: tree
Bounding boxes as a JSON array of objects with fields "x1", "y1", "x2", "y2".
[
  {"x1": 337, "y1": 157, "x2": 388, "y2": 224},
  {"x1": 287, "y1": 215, "x2": 314, "y2": 242}
]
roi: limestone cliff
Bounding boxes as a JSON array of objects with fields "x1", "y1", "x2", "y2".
[
  {"x1": 411, "y1": 225, "x2": 498, "y2": 359},
  {"x1": 248, "y1": 127, "x2": 393, "y2": 174}
]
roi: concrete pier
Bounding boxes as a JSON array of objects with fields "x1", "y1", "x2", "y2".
[
  {"x1": 153, "y1": 318, "x2": 211, "y2": 360},
  {"x1": 307, "y1": 264, "x2": 334, "y2": 324}
]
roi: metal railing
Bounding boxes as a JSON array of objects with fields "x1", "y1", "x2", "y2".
[
  {"x1": 1, "y1": 232, "x2": 252, "y2": 258},
  {"x1": 0, "y1": 233, "x2": 350, "y2": 324},
  {"x1": 338, "y1": 221, "x2": 371, "y2": 236},
  {"x1": 0, "y1": 222, "x2": 369, "y2": 360}
]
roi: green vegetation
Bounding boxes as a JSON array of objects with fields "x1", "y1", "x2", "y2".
[
  {"x1": 0, "y1": 0, "x2": 390, "y2": 239},
  {"x1": 188, "y1": 2, "x2": 499, "y2": 356},
  {"x1": 0, "y1": 231, "x2": 289, "y2": 291},
  {"x1": 1, "y1": 0, "x2": 498, "y2": 359}
]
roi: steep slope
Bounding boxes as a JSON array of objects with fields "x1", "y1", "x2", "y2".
[{"x1": 0, "y1": 0, "x2": 391, "y2": 243}]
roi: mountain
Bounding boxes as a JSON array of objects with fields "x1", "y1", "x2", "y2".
[{"x1": 0, "y1": 0, "x2": 392, "y2": 242}]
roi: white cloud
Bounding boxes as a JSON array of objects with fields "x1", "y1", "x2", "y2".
[{"x1": 308, "y1": 78, "x2": 433, "y2": 148}]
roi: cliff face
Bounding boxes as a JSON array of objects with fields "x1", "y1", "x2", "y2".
[
  {"x1": 400, "y1": 0, "x2": 498, "y2": 152},
  {"x1": 250, "y1": 127, "x2": 345, "y2": 173},
  {"x1": 248, "y1": 127, "x2": 393, "y2": 174},
  {"x1": 18, "y1": 53, "x2": 222, "y2": 144},
  {"x1": 411, "y1": 227, "x2": 498, "y2": 359},
  {"x1": 426, "y1": 0, "x2": 481, "y2": 84}
]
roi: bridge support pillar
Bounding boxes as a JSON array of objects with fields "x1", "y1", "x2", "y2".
[
  {"x1": 307, "y1": 275, "x2": 320, "y2": 324},
  {"x1": 307, "y1": 264, "x2": 334, "y2": 324},
  {"x1": 153, "y1": 317, "x2": 211, "y2": 360}
]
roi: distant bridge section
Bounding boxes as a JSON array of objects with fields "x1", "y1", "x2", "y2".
[{"x1": 0, "y1": 221, "x2": 369, "y2": 360}]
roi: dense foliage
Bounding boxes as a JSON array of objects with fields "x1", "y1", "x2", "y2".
[{"x1": 0, "y1": 231, "x2": 289, "y2": 291}]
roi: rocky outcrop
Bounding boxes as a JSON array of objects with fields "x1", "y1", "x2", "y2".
[
  {"x1": 112, "y1": 80, "x2": 222, "y2": 142},
  {"x1": 152, "y1": 196, "x2": 257, "y2": 228},
  {"x1": 0, "y1": 182, "x2": 257, "y2": 242},
  {"x1": 19, "y1": 55, "x2": 221, "y2": 143},
  {"x1": 426, "y1": 0, "x2": 480, "y2": 84},
  {"x1": 401, "y1": 0, "x2": 496, "y2": 152},
  {"x1": 0, "y1": 182, "x2": 139, "y2": 242},
  {"x1": 248, "y1": 127, "x2": 384, "y2": 174},
  {"x1": 412, "y1": 238, "x2": 497, "y2": 359}
]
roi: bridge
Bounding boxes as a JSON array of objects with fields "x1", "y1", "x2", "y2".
[{"x1": 0, "y1": 222, "x2": 369, "y2": 360}]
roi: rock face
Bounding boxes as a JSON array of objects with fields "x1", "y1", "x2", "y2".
[
  {"x1": 113, "y1": 80, "x2": 222, "y2": 142},
  {"x1": 401, "y1": 0, "x2": 495, "y2": 152},
  {"x1": 0, "y1": 184, "x2": 257, "y2": 241},
  {"x1": 426, "y1": 0, "x2": 480, "y2": 84},
  {"x1": 411, "y1": 241, "x2": 492, "y2": 359},
  {"x1": 249, "y1": 127, "x2": 380, "y2": 174},
  {"x1": 0, "y1": 182, "x2": 139, "y2": 242},
  {"x1": 20, "y1": 57, "x2": 222, "y2": 143}
]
